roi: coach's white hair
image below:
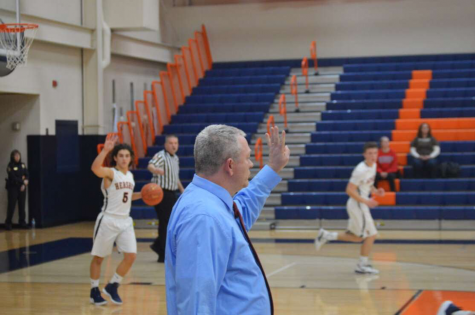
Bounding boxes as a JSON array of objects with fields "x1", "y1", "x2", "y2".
[{"x1": 194, "y1": 125, "x2": 246, "y2": 176}]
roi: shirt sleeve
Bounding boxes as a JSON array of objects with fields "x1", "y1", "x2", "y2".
[
  {"x1": 173, "y1": 214, "x2": 230, "y2": 315},
  {"x1": 349, "y1": 166, "x2": 364, "y2": 186},
  {"x1": 149, "y1": 154, "x2": 164, "y2": 168},
  {"x1": 233, "y1": 165, "x2": 282, "y2": 231}
]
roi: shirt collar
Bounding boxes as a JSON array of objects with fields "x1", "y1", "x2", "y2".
[{"x1": 191, "y1": 174, "x2": 233, "y2": 213}]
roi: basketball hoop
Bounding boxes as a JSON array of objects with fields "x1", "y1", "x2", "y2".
[{"x1": 0, "y1": 23, "x2": 38, "y2": 70}]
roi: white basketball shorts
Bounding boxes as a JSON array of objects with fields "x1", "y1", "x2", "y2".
[
  {"x1": 91, "y1": 212, "x2": 137, "y2": 257},
  {"x1": 346, "y1": 198, "x2": 378, "y2": 238}
]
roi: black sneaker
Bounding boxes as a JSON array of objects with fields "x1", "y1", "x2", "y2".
[
  {"x1": 103, "y1": 283, "x2": 122, "y2": 305},
  {"x1": 4, "y1": 223, "x2": 12, "y2": 231},
  {"x1": 90, "y1": 287, "x2": 107, "y2": 306}
]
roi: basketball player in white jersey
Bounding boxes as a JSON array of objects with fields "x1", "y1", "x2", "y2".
[
  {"x1": 89, "y1": 135, "x2": 142, "y2": 305},
  {"x1": 314, "y1": 142, "x2": 385, "y2": 274}
]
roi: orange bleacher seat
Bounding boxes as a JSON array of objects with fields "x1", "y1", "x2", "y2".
[
  {"x1": 402, "y1": 99, "x2": 424, "y2": 109},
  {"x1": 377, "y1": 179, "x2": 400, "y2": 192},
  {"x1": 395, "y1": 118, "x2": 475, "y2": 131},
  {"x1": 396, "y1": 153, "x2": 407, "y2": 166},
  {"x1": 392, "y1": 129, "x2": 475, "y2": 141},
  {"x1": 412, "y1": 70, "x2": 432, "y2": 80},
  {"x1": 373, "y1": 192, "x2": 396, "y2": 206},
  {"x1": 399, "y1": 109, "x2": 420, "y2": 119},
  {"x1": 389, "y1": 141, "x2": 411, "y2": 153},
  {"x1": 405, "y1": 89, "x2": 427, "y2": 99},
  {"x1": 409, "y1": 79, "x2": 430, "y2": 89}
]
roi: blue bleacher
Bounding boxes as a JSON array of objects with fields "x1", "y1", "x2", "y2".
[
  {"x1": 339, "y1": 69, "x2": 475, "y2": 82},
  {"x1": 343, "y1": 60, "x2": 475, "y2": 73},
  {"x1": 321, "y1": 108, "x2": 475, "y2": 121},
  {"x1": 316, "y1": 120, "x2": 395, "y2": 132},
  {"x1": 331, "y1": 88, "x2": 475, "y2": 101},
  {"x1": 336, "y1": 78, "x2": 475, "y2": 91},
  {"x1": 163, "y1": 122, "x2": 259, "y2": 134},
  {"x1": 199, "y1": 75, "x2": 286, "y2": 86},
  {"x1": 172, "y1": 113, "x2": 264, "y2": 124},
  {"x1": 274, "y1": 206, "x2": 475, "y2": 220},
  {"x1": 185, "y1": 93, "x2": 276, "y2": 104},
  {"x1": 306, "y1": 141, "x2": 475, "y2": 154},
  {"x1": 178, "y1": 103, "x2": 271, "y2": 114},
  {"x1": 204, "y1": 67, "x2": 291, "y2": 77},
  {"x1": 311, "y1": 130, "x2": 392, "y2": 142},
  {"x1": 192, "y1": 84, "x2": 281, "y2": 95},
  {"x1": 326, "y1": 98, "x2": 475, "y2": 111}
]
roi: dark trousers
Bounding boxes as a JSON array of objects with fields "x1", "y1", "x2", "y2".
[
  {"x1": 374, "y1": 172, "x2": 398, "y2": 192},
  {"x1": 413, "y1": 158, "x2": 437, "y2": 178},
  {"x1": 152, "y1": 190, "x2": 177, "y2": 260},
  {"x1": 6, "y1": 188, "x2": 26, "y2": 225}
]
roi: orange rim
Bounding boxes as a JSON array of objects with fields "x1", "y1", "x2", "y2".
[{"x1": 0, "y1": 23, "x2": 38, "y2": 33}]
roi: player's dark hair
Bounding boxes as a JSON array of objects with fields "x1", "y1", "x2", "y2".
[
  {"x1": 110, "y1": 143, "x2": 135, "y2": 167},
  {"x1": 165, "y1": 134, "x2": 178, "y2": 142},
  {"x1": 363, "y1": 142, "x2": 378, "y2": 153},
  {"x1": 417, "y1": 123, "x2": 432, "y2": 138}
]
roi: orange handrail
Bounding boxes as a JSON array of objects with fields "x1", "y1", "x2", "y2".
[
  {"x1": 175, "y1": 54, "x2": 192, "y2": 97},
  {"x1": 290, "y1": 75, "x2": 299, "y2": 110},
  {"x1": 279, "y1": 94, "x2": 288, "y2": 130},
  {"x1": 189, "y1": 38, "x2": 205, "y2": 79},
  {"x1": 202, "y1": 24, "x2": 213, "y2": 69},
  {"x1": 117, "y1": 121, "x2": 139, "y2": 166},
  {"x1": 128, "y1": 110, "x2": 147, "y2": 157},
  {"x1": 140, "y1": 94, "x2": 156, "y2": 142},
  {"x1": 302, "y1": 57, "x2": 309, "y2": 92},
  {"x1": 160, "y1": 71, "x2": 175, "y2": 121},
  {"x1": 182, "y1": 46, "x2": 198, "y2": 88},
  {"x1": 310, "y1": 41, "x2": 318, "y2": 74},
  {"x1": 254, "y1": 137, "x2": 263, "y2": 169},
  {"x1": 195, "y1": 31, "x2": 209, "y2": 72},
  {"x1": 97, "y1": 143, "x2": 104, "y2": 155},
  {"x1": 168, "y1": 63, "x2": 185, "y2": 107},
  {"x1": 133, "y1": 102, "x2": 149, "y2": 154},
  {"x1": 267, "y1": 115, "x2": 275, "y2": 134},
  {"x1": 151, "y1": 81, "x2": 165, "y2": 134}
]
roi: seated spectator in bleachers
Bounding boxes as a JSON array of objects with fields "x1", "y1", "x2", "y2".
[
  {"x1": 411, "y1": 123, "x2": 440, "y2": 178},
  {"x1": 374, "y1": 136, "x2": 398, "y2": 191}
]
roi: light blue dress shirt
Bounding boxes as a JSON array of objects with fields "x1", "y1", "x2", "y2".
[{"x1": 165, "y1": 165, "x2": 282, "y2": 315}]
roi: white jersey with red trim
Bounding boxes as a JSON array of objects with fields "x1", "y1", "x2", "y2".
[{"x1": 101, "y1": 168, "x2": 135, "y2": 217}]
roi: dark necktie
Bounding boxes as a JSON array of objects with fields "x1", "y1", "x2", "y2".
[{"x1": 233, "y1": 202, "x2": 274, "y2": 315}]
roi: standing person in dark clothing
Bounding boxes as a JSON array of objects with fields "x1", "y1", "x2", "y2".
[
  {"x1": 410, "y1": 123, "x2": 440, "y2": 178},
  {"x1": 147, "y1": 135, "x2": 184, "y2": 263},
  {"x1": 4, "y1": 150, "x2": 29, "y2": 230}
]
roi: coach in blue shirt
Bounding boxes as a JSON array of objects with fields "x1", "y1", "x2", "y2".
[{"x1": 165, "y1": 125, "x2": 290, "y2": 315}]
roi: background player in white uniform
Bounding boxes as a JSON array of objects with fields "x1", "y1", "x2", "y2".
[
  {"x1": 314, "y1": 142, "x2": 385, "y2": 274},
  {"x1": 89, "y1": 135, "x2": 142, "y2": 305}
]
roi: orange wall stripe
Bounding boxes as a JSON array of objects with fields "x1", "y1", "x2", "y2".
[{"x1": 399, "y1": 109, "x2": 420, "y2": 119}]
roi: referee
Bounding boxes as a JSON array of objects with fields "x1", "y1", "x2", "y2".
[{"x1": 148, "y1": 135, "x2": 184, "y2": 263}]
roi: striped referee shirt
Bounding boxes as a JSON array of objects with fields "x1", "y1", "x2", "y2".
[{"x1": 149, "y1": 150, "x2": 180, "y2": 191}]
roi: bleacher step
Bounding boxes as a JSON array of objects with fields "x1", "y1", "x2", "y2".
[
  {"x1": 251, "y1": 167, "x2": 294, "y2": 179},
  {"x1": 270, "y1": 102, "x2": 326, "y2": 113},
  {"x1": 285, "y1": 75, "x2": 340, "y2": 85},
  {"x1": 250, "y1": 144, "x2": 306, "y2": 155},
  {"x1": 251, "y1": 133, "x2": 311, "y2": 144},
  {"x1": 280, "y1": 84, "x2": 335, "y2": 94},
  {"x1": 290, "y1": 66, "x2": 343, "y2": 75},
  {"x1": 265, "y1": 193, "x2": 281, "y2": 206},
  {"x1": 276, "y1": 92, "x2": 331, "y2": 102},
  {"x1": 258, "y1": 123, "x2": 316, "y2": 133},
  {"x1": 264, "y1": 113, "x2": 321, "y2": 123}
]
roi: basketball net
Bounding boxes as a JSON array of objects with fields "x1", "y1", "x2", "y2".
[{"x1": 0, "y1": 23, "x2": 38, "y2": 70}]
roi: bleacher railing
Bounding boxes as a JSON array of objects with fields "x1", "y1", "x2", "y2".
[
  {"x1": 267, "y1": 115, "x2": 275, "y2": 134},
  {"x1": 279, "y1": 94, "x2": 288, "y2": 130},
  {"x1": 310, "y1": 41, "x2": 318, "y2": 75},
  {"x1": 302, "y1": 57, "x2": 309, "y2": 93},
  {"x1": 290, "y1": 75, "x2": 299, "y2": 111},
  {"x1": 254, "y1": 137, "x2": 263, "y2": 169}
]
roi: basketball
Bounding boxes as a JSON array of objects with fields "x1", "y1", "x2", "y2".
[{"x1": 141, "y1": 183, "x2": 163, "y2": 206}]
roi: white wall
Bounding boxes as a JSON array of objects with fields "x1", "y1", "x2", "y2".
[
  {"x1": 0, "y1": 40, "x2": 84, "y2": 135},
  {"x1": 169, "y1": 0, "x2": 475, "y2": 62},
  {"x1": 103, "y1": 55, "x2": 167, "y2": 133},
  {"x1": 0, "y1": 94, "x2": 40, "y2": 223}
]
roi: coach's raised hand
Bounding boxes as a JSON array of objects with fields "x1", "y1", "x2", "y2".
[{"x1": 266, "y1": 126, "x2": 290, "y2": 173}]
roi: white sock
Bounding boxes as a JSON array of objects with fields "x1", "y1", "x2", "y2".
[
  {"x1": 110, "y1": 273, "x2": 123, "y2": 284},
  {"x1": 454, "y1": 311, "x2": 474, "y2": 315},
  {"x1": 91, "y1": 278, "x2": 99, "y2": 288},
  {"x1": 359, "y1": 256, "x2": 369, "y2": 265},
  {"x1": 327, "y1": 231, "x2": 338, "y2": 241}
]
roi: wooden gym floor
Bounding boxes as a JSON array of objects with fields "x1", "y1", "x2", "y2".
[{"x1": 0, "y1": 223, "x2": 474, "y2": 315}]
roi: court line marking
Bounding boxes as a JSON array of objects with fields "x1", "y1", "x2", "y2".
[
  {"x1": 267, "y1": 262, "x2": 297, "y2": 278},
  {"x1": 394, "y1": 289, "x2": 423, "y2": 315}
]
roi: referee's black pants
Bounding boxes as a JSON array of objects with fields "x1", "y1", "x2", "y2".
[{"x1": 152, "y1": 190, "x2": 177, "y2": 261}]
